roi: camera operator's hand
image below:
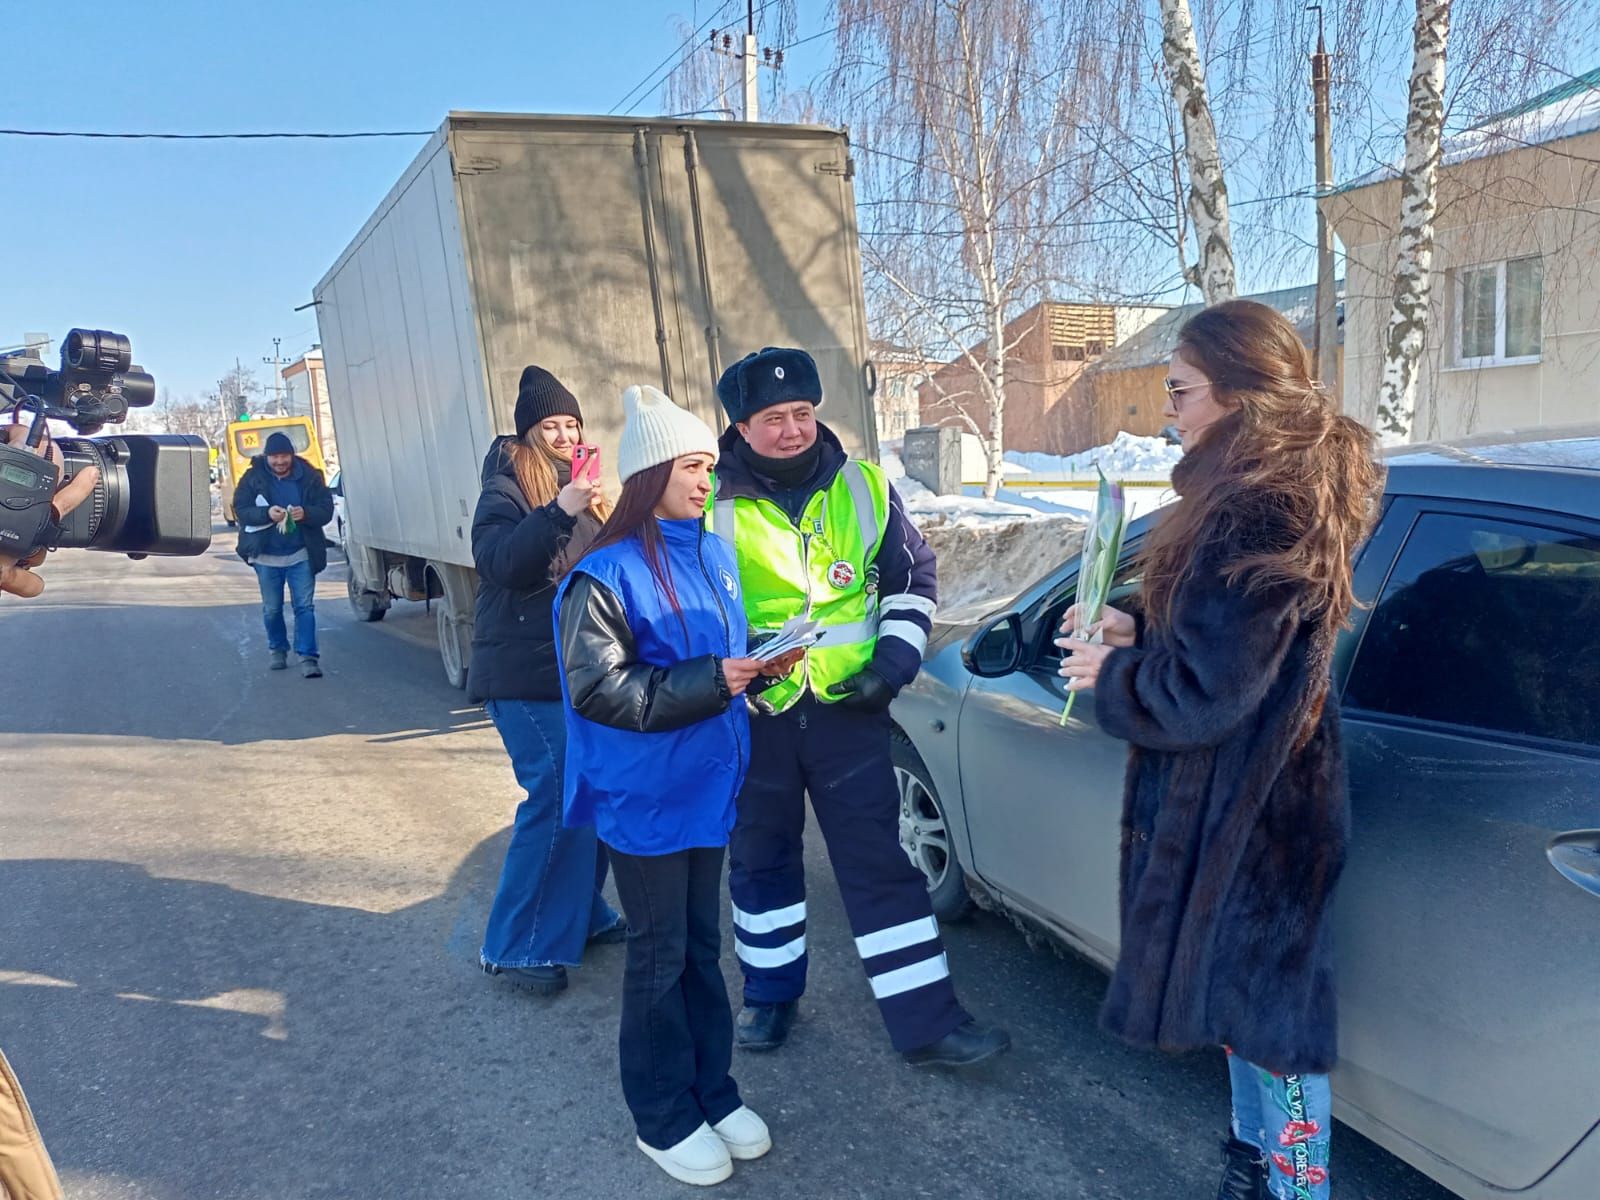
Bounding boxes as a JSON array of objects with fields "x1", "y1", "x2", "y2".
[
  {"x1": 0, "y1": 423, "x2": 101, "y2": 598},
  {"x1": 268, "y1": 505, "x2": 288, "y2": 523}
]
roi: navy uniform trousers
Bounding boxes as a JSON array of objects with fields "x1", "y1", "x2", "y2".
[{"x1": 728, "y1": 694, "x2": 970, "y2": 1053}]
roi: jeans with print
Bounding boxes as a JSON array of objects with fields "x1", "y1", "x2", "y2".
[
  {"x1": 254, "y1": 559, "x2": 318, "y2": 658},
  {"x1": 481, "y1": 698, "x2": 620, "y2": 969},
  {"x1": 1228, "y1": 1049, "x2": 1333, "y2": 1200},
  {"x1": 607, "y1": 844, "x2": 742, "y2": 1150}
]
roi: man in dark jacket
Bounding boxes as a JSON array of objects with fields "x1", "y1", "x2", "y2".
[
  {"x1": 710, "y1": 347, "x2": 1010, "y2": 1069},
  {"x1": 233, "y1": 431, "x2": 334, "y2": 677}
]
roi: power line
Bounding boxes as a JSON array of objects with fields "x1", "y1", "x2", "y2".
[
  {"x1": 0, "y1": 128, "x2": 431, "y2": 140},
  {"x1": 608, "y1": 0, "x2": 740, "y2": 116},
  {"x1": 780, "y1": 25, "x2": 838, "y2": 53}
]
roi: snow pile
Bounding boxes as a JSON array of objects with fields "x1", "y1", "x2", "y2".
[{"x1": 1004, "y1": 431, "x2": 1183, "y2": 481}]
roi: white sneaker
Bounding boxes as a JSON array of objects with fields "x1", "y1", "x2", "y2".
[
  {"x1": 636, "y1": 1123, "x2": 733, "y2": 1186},
  {"x1": 712, "y1": 1106, "x2": 772, "y2": 1161}
]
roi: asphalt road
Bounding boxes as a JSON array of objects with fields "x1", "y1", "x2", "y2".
[{"x1": 0, "y1": 535, "x2": 1458, "y2": 1200}]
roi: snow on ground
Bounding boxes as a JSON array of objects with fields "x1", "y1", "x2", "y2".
[
  {"x1": 883, "y1": 434, "x2": 1181, "y2": 614},
  {"x1": 1003, "y1": 431, "x2": 1184, "y2": 481},
  {"x1": 884, "y1": 432, "x2": 1181, "y2": 528}
]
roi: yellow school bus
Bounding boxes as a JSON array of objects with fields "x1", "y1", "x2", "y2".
[{"x1": 220, "y1": 415, "x2": 325, "y2": 525}]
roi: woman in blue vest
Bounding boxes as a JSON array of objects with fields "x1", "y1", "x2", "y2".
[{"x1": 555, "y1": 384, "x2": 778, "y2": 1187}]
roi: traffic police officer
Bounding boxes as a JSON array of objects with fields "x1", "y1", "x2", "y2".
[{"x1": 711, "y1": 346, "x2": 1011, "y2": 1068}]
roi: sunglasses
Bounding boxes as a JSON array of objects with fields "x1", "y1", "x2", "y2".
[{"x1": 1162, "y1": 377, "x2": 1211, "y2": 407}]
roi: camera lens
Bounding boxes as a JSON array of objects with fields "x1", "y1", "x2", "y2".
[
  {"x1": 64, "y1": 329, "x2": 133, "y2": 375},
  {"x1": 54, "y1": 438, "x2": 120, "y2": 549},
  {"x1": 52, "y1": 434, "x2": 211, "y2": 556}
]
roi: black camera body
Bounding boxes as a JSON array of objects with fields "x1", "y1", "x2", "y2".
[{"x1": 1, "y1": 329, "x2": 211, "y2": 559}]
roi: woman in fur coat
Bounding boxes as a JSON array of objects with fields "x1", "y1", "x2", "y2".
[{"x1": 1058, "y1": 300, "x2": 1382, "y2": 1200}]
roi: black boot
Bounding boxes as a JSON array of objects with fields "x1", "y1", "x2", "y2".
[
  {"x1": 902, "y1": 1019, "x2": 1011, "y2": 1068},
  {"x1": 1216, "y1": 1136, "x2": 1268, "y2": 1200},
  {"x1": 735, "y1": 1000, "x2": 798, "y2": 1051}
]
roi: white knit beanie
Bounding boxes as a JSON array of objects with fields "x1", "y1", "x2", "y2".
[{"x1": 616, "y1": 385, "x2": 720, "y2": 482}]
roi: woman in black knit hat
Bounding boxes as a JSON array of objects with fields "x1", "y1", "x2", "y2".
[{"x1": 470, "y1": 365, "x2": 625, "y2": 994}]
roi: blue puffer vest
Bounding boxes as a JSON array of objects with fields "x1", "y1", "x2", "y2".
[{"x1": 554, "y1": 519, "x2": 750, "y2": 856}]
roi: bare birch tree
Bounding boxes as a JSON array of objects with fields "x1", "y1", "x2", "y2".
[
  {"x1": 829, "y1": 0, "x2": 1123, "y2": 498},
  {"x1": 1158, "y1": 0, "x2": 1236, "y2": 303},
  {"x1": 1374, "y1": 0, "x2": 1452, "y2": 444}
]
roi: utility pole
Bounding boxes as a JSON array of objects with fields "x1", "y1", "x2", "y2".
[
  {"x1": 262, "y1": 337, "x2": 291, "y2": 416},
  {"x1": 1310, "y1": 5, "x2": 1340, "y2": 404},
  {"x1": 710, "y1": 4, "x2": 783, "y2": 121}
]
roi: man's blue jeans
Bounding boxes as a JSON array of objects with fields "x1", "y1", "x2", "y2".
[
  {"x1": 481, "y1": 698, "x2": 620, "y2": 969},
  {"x1": 254, "y1": 560, "x2": 317, "y2": 658}
]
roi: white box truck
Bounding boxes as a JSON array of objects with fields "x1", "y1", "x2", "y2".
[{"x1": 314, "y1": 112, "x2": 878, "y2": 687}]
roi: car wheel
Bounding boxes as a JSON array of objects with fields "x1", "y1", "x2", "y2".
[{"x1": 891, "y1": 730, "x2": 973, "y2": 922}]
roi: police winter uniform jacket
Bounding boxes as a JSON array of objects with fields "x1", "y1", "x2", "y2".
[
  {"x1": 232, "y1": 455, "x2": 334, "y2": 574},
  {"x1": 468, "y1": 437, "x2": 595, "y2": 704},
  {"x1": 555, "y1": 518, "x2": 751, "y2": 857},
  {"x1": 1093, "y1": 465, "x2": 1348, "y2": 1075},
  {"x1": 713, "y1": 422, "x2": 937, "y2": 695}
]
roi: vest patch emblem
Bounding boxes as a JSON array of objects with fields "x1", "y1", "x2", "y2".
[
  {"x1": 828, "y1": 560, "x2": 857, "y2": 589},
  {"x1": 720, "y1": 569, "x2": 738, "y2": 598}
]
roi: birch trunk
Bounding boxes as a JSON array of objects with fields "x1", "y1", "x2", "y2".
[
  {"x1": 1375, "y1": 0, "x2": 1452, "y2": 445},
  {"x1": 983, "y1": 299, "x2": 1007, "y2": 501},
  {"x1": 1159, "y1": 0, "x2": 1237, "y2": 304}
]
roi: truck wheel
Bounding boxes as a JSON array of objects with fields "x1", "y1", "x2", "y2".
[
  {"x1": 890, "y1": 729, "x2": 973, "y2": 922},
  {"x1": 438, "y1": 606, "x2": 470, "y2": 689},
  {"x1": 347, "y1": 572, "x2": 387, "y2": 622}
]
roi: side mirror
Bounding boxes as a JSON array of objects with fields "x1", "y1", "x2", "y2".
[{"x1": 962, "y1": 612, "x2": 1024, "y2": 678}]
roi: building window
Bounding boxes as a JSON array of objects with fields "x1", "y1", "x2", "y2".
[
  {"x1": 1052, "y1": 345, "x2": 1068, "y2": 361},
  {"x1": 1085, "y1": 340, "x2": 1105, "y2": 357},
  {"x1": 1455, "y1": 255, "x2": 1542, "y2": 366}
]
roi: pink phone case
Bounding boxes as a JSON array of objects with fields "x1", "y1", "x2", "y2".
[{"x1": 571, "y1": 445, "x2": 601, "y2": 482}]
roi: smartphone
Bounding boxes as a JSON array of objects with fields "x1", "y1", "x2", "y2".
[{"x1": 571, "y1": 444, "x2": 601, "y2": 482}]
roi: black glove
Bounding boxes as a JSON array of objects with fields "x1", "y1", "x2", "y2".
[{"x1": 826, "y1": 668, "x2": 896, "y2": 714}]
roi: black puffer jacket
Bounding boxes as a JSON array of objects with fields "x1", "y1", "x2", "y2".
[{"x1": 467, "y1": 438, "x2": 592, "y2": 703}]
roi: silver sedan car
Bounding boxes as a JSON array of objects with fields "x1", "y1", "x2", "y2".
[{"x1": 890, "y1": 426, "x2": 1600, "y2": 1200}]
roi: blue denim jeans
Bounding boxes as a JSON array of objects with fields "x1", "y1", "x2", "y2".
[
  {"x1": 481, "y1": 698, "x2": 620, "y2": 969},
  {"x1": 1228, "y1": 1050, "x2": 1332, "y2": 1200},
  {"x1": 254, "y1": 559, "x2": 317, "y2": 658}
]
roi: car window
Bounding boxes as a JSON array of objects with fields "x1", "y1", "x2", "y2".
[
  {"x1": 1027, "y1": 559, "x2": 1143, "y2": 670},
  {"x1": 1344, "y1": 512, "x2": 1600, "y2": 748}
]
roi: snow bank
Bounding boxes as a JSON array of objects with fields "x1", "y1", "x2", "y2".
[{"x1": 1004, "y1": 431, "x2": 1183, "y2": 481}]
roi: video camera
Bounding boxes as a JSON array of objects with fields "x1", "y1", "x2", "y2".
[{"x1": 0, "y1": 329, "x2": 211, "y2": 559}]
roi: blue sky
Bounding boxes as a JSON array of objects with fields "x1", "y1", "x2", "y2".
[
  {"x1": 0, "y1": 0, "x2": 830, "y2": 402},
  {"x1": 4, "y1": 0, "x2": 1595, "y2": 405}
]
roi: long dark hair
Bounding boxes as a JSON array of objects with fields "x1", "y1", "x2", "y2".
[
  {"x1": 560, "y1": 460, "x2": 685, "y2": 616},
  {"x1": 1138, "y1": 299, "x2": 1383, "y2": 631}
]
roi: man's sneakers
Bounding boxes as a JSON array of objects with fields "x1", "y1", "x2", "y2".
[
  {"x1": 902, "y1": 1018, "x2": 1012, "y2": 1068},
  {"x1": 587, "y1": 918, "x2": 628, "y2": 946},
  {"x1": 269, "y1": 650, "x2": 287, "y2": 671},
  {"x1": 735, "y1": 999, "x2": 798, "y2": 1051},
  {"x1": 711, "y1": 1106, "x2": 771, "y2": 1161},
  {"x1": 637, "y1": 1123, "x2": 734, "y2": 1186},
  {"x1": 481, "y1": 962, "x2": 567, "y2": 995},
  {"x1": 301, "y1": 657, "x2": 323, "y2": 678}
]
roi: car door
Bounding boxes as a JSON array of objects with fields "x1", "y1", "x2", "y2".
[
  {"x1": 1331, "y1": 497, "x2": 1600, "y2": 1191},
  {"x1": 954, "y1": 553, "x2": 1145, "y2": 965}
]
